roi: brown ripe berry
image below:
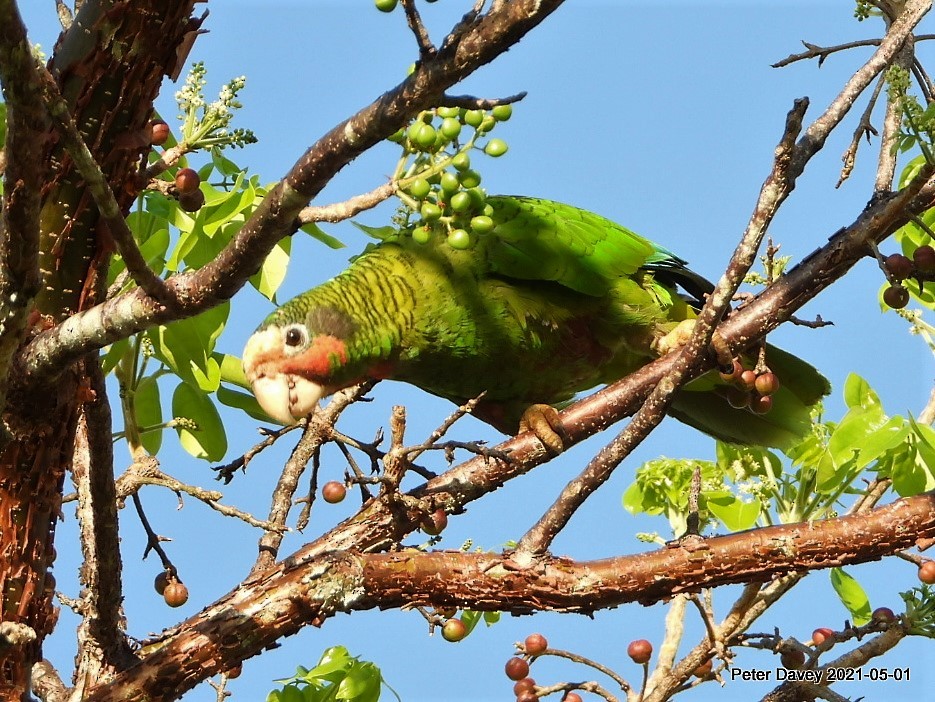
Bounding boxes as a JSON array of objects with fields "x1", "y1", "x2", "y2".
[
  {"x1": 811, "y1": 627, "x2": 835, "y2": 646},
  {"x1": 512, "y1": 678, "x2": 536, "y2": 695},
  {"x1": 884, "y1": 253, "x2": 914, "y2": 280},
  {"x1": 755, "y1": 372, "x2": 780, "y2": 396},
  {"x1": 322, "y1": 481, "x2": 347, "y2": 504},
  {"x1": 163, "y1": 581, "x2": 189, "y2": 608},
  {"x1": 149, "y1": 119, "x2": 170, "y2": 146},
  {"x1": 739, "y1": 370, "x2": 758, "y2": 391},
  {"x1": 226, "y1": 663, "x2": 242, "y2": 679},
  {"x1": 883, "y1": 284, "x2": 910, "y2": 310},
  {"x1": 422, "y1": 508, "x2": 448, "y2": 535},
  {"x1": 913, "y1": 244, "x2": 935, "y2": 274},
  {"x1": 524, "y1": 633, "x2": 548, "y2": 655},
  {"x1": 693, "y1": 659, "x2": 713, "y2": 678},
  {"x1": 918, "y1": 560, "x2": 935, "y2": 584},
  {"x1": 563, "y1": 694, "x2": 583, "y2": 702},
  {"x1": 516, "y1": 693, "x2": 538, "y2": 702},
  {"x1": 872, "y1": 606, "x2": 896, "y2": 623},
  {"x1": 175, "y1": 167, "x2": 201, "y2": 194},
  {"x1": 441, "y1": 617, "x2": 467, "y2": 642},
  {"x1": 505, "y1": 656, "x2": 530, "y2": 681},
  {"x1": 780, "y1": 649, "x2": 805, "y2": 669},
  {"x1": 178, "y1": 189, "x2": 205, "y2": 213},
  {"x1": 750, "y1": 394, "x2": 773, "y2": 415},
  {"x1": 627, "y1": 639, "x2": 652, "y2": 664},
  {"x1": 154, "y1": 571, "x2": 169, "y2": 595}
]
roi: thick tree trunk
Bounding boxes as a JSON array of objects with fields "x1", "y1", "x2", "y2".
[{"x1": 0, "y1": 2, "x2": 198, "y2": 696}]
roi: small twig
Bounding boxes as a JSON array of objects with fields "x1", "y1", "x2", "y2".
[
  {"x1": 400, "y1": 0, "x2": 436, "y2": 58},
  {"x1": 838, "y1": 74, "x2": 884, "y2": 188},
  {"x1": 131, "y1": 492, "x2": 174, "y2": 569},
  {"x1": 689, "y1": 594, "x2": 719, "y2": 649},
  {"x1": 772, "y1": 35, "x2": 935, "y2": 69},
  {"x1": 296, "y1": 180, "x2": 397, "y2": 225},
  {"x1": 213, "y1": 424, "x2": 301, "y2": 484},
  {"x1": 438, "y1": 90, "x2": 528, "y2": 110},
  {"x1": 531, "y1": 648, "x2": 630, "y2": 692},
  {"x1": 789, "y1": 314, "x2": 834, "y2": 328}
]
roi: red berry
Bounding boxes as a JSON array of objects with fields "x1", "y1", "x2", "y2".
[
  {"x1": 780, "y1": 649, "x2": 805, "y2": 669},
  {"x1": 154, "y1": 571, "x2": 169, "y2": 595},
  {"x1": 913, "y1": 244, "x2": 935, "y2": 274},
  {"x1": 627, "y1": 639, "x2": 652, "y2": 664},
  {"x1": 175, "y1": 167, "x2": 201, "y2": 194},
  {"x1": 422, "y1": 508, "x2": 448, "y2": 535},
  {"x1": 226, "y1": 663, "x2": 242, "y2": 679},
  {"x1": 872, "y1": 606, "x2": 896, "y2": 623},
  {"x1": 322, "y1": 481, "x2": 346, "y2": 504},
  {"x1": 884, "y1": 253, "x2": 913, "y2": 280},
  {"x1": 163, "y1": 581, "x2": 189, "y2": 608},
  {"x1": 505, "y1": 656, "x2": 530, "y2": 681},
  {"x1": 563, "y1": 694, "x2": 583, "y2": 702},
  {"x1": 516, "y1": 693, "x2": 538, "y2": 702},
  {"x1": 441, "y1": 618, "x2": 467, "y2": 642},
  {"x1": 178, "y1": 188, "x2": 205, "y2": 213},
  {"x1": 512, "y1": 678, "x2": 536, "y2": 695},
  {"x1": 755, "y1": 372, "x2": 780, "y2": 396},
  {"x1": 739, "y1": 369, "x2": 758, "y2": 391},
  {"x1": 524, "y1": 633, "x2": 548, "y2": 655},
  {"x1": 693, "y1": 659, "x2": 713, "y2": 678},
  {"x1": 918, "y1": 561, "x2": 935, "y2": 584},
  {"x1": 149, "y1": 119, "x2": 170, "y2": 146},
  {"x1": 750, "y1": 394, "x2": 773, "y2": 415},
  {"x1": 883, "y1": 285, "x2": 910, "y2": 309},
  {"x1": 811, "y1": 627, "x2": 834, "y2": 645}
]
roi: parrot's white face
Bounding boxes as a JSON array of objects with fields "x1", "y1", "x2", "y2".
[{"x1": 242, "y1": 325, "x2": 327, "y2": 424}]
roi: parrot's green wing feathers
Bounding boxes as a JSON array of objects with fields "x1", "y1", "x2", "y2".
[{"x1": 484, "y1": 196, "x2": 662, "y2": 296}]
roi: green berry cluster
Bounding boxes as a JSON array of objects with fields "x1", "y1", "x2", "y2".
[
  {"x1": 718, "y1": 361, "x2": 780, "y2": 415},
  {"x1": 389, "y1": 104, "x2": 513, "y2": 250},
  {"x1": 881, "y1": 245, "x2": 935, "y2": 309}
]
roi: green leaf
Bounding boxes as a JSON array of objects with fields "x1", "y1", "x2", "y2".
[
  {"x1": 336, "y1": 663, "x2": 380, "y2": 701},
  {"x1": 704, "y1": 493, "x2": 761, "y2": 531},
  {"x1": 100, "y1": 338, "x2": 131, "y2": 376},
  {"x1": 843, "y1": 373, "x2": 881, "y2": 411},
  {"x1": 215, "y1": 352, "x2": 250, "y2": 389},
  {"x1": 830, "y1": 567, "x2": 872, "y2": 625},
  {"x1": 351, "y1": 221, "x2": 397, "y2": 241},
  {"x1": 217, "y1": 385, "x2": 272, "y2": 423},
  {"x1": 172, "y1": 383, "x2": 227, "y2": 461},
  {"x1": 855, "y1": 416, "x2": 910, "y2": 470},
  {"x1": 149, "y1": 304, "x2": 229, "y2": 391},
  {"x1": 279, "y1": 686, "x2": 304, "y2": 702},
  {"x1": 135, "y1": 376, "x2": 163, "y2": 455},
  {"x1": 250, "y1": 237, "x2": 291, "y2": 301},
  {"x1": 302, "y1": 221, "x2": 345, "y2": 249}
]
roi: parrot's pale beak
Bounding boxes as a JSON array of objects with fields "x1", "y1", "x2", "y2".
[{"x1": 243, "y1": 327, "x2": 324, "y2": 425}]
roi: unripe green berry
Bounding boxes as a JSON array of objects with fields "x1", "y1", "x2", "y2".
[
  {"x1": 484, "y1": 138, "x2": 509, "y2": 157},
  {"x1": 374, "y1": 0, "x2": 398, "y2": 12},
  {"x1": 464, "y1": 110, "x2": 484, "y2": 127},
  {"x1": 408, "y1": 178, "x2": 431, "y2": 200},
  {"x1": 448, "y1": 229, "x2": 471, "y2": 249},
  {"x1": 470, "y1": 215, "x2": 494, "y2": 234},
  {"x1": 440, "y1": 117, "x2": 462, "y2": 140},
  {"x1": 449, "y1": 191, "x2": 472, "y2": 213},
  {"x1": 412, "y1": 226, "x2": 432, "y2": 244},
  {"x1": 451, "y1": 152, "x2": 471, "y2": 171},
  {"x1": 440, "y1": 172, "x2": 460, "y2": 194},
  {"x1": 436, "y1": 106, "x2": 460, "y2": 119},
  {"x1": 491, "y1": 104, "x2": 513, "y2": 121},
  {"x1": 420, "y1": 202, "x2": 442, "y2": 221},
  {"x1": 459, "y1": 170, "x2": 482, "y2": 189},
  {"x1": 478, "y1": 116, "x2": 496, "y2": 133}
]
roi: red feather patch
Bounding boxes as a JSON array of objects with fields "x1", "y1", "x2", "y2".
[{"x1": 282, "y1": 335, "x2": 347, "y2": 380}]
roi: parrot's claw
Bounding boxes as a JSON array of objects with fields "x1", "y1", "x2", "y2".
[
  {"x1": 519, "y1": 403, "x2": 567, "y2": 454},
  {"x1": 654, "y1": 320, "x2": 734, "y2": 373}
]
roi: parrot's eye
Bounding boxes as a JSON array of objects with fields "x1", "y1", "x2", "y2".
[{"x1": 283, "y1": 325, "x2": 309, "y2": 350}]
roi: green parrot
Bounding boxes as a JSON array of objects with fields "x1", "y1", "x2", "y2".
[{"x1": 243, "y1": 196, "x2": 829, "y2": 450}]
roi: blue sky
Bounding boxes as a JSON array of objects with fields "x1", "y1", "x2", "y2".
[{"x1": 17, "y1": 2, "x2": 935, "y2": 700}]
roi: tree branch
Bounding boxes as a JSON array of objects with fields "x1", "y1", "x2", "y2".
[{"x1": 83, "y1": 491, "x2": 935, "y2": 702}]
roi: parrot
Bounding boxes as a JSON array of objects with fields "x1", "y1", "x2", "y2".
[{"x1": 243, "y1": 195, "x2": 829, "y2": 451}]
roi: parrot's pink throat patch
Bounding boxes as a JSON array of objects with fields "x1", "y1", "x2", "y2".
[{"x1": 282, "y1": 335, "x2": 348, "y2": 380}]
